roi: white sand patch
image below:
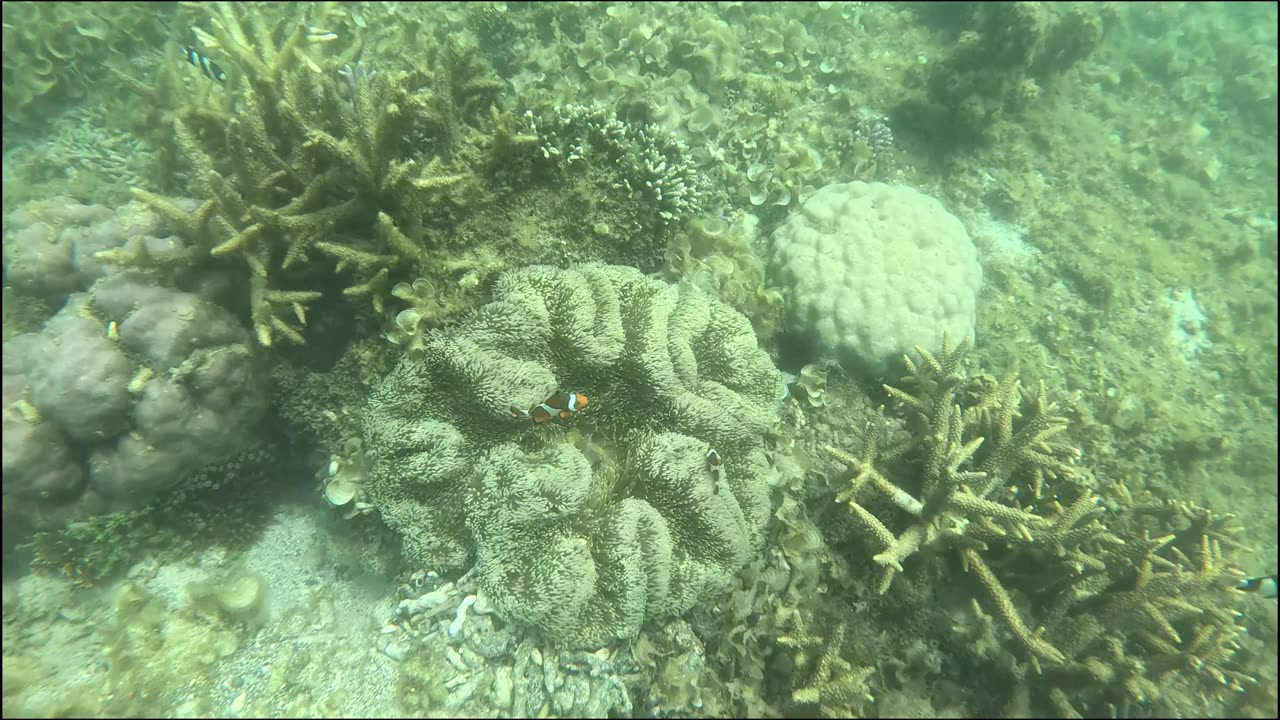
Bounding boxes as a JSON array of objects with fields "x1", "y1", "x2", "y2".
[
  {"x1": 1166, "y1": 288, "x2": 1211, "y2": 361},
  {"x1": 967, "y1": 212, "x2": 1041, "y2": 271}
]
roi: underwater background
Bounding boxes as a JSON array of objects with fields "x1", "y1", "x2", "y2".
[{"x1": 2, "y1": 2, "x2": 1276, "y2": 717}]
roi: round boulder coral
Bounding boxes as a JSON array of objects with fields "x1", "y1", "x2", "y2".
[
  {"x1": 362, "y1": 264, "x2": 780, "y2": 646},
  {"x1": 2, "y1": 195, "x2": 193, "y2": 306},
  {"x1": 1, "y1": 272, "x2": 269, "y2": 533},
  {"x1": 767, "y1": 181, "x2": 983, "y2": 376}
]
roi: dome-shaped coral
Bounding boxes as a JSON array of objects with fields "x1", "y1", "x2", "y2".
[{"x1": 768, "y1": 181, "x2": 983, "y2": 376}]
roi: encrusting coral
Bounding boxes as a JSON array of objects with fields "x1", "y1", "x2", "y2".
[
  {"x1": 896, "y1": 2, "x2": 1110, "y2": 145},
  {"x1": 362, "y1": 264, "x2": 781, "y2": 648}
]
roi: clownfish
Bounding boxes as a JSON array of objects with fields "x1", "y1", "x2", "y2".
[
  {"x1": 510, "y1": 392, "x2": 589, "y2": 424},
  {"x1": 706, "y1": 448, "x2": 723, "y2": 494}
]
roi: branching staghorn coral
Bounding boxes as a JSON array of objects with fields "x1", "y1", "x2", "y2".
[
  {"x1": 111, "y1": 3, "x2": 706, "y2": 351},
  {"x1": 1029, "y1": 500, "x2": 1256, "y2": 716},
  {"x1": 824, "y1": 337, "x2": 1112, "y2": 667},
  {"x1": 824, "y1": 339, "x2": 1090, "y2": 664},
  {"x1": 777, "y1": 614, "x2": 874, "y2": 718},
  {"x1": 112, "y1": 2, "x2": 506, "y2": 346},
  {"x1": 823, "y1": 337, "x2": 1255, "y2": 715}
]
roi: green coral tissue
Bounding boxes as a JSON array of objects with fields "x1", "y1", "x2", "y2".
[{"x1": 362, "y1": 264, "x2": 781, "y2": 646}]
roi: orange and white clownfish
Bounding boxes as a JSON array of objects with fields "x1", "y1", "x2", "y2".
[{"x1": 510, "y1": 392, "x2": 589, "y2": 424}]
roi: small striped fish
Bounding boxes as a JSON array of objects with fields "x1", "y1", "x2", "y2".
[
  {"x1": 1237, "y1": 574, "x2": 1277, "y2": 599},
  {"x1": 181, "y1": 45, "x2": 226, "y2": 83}
]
